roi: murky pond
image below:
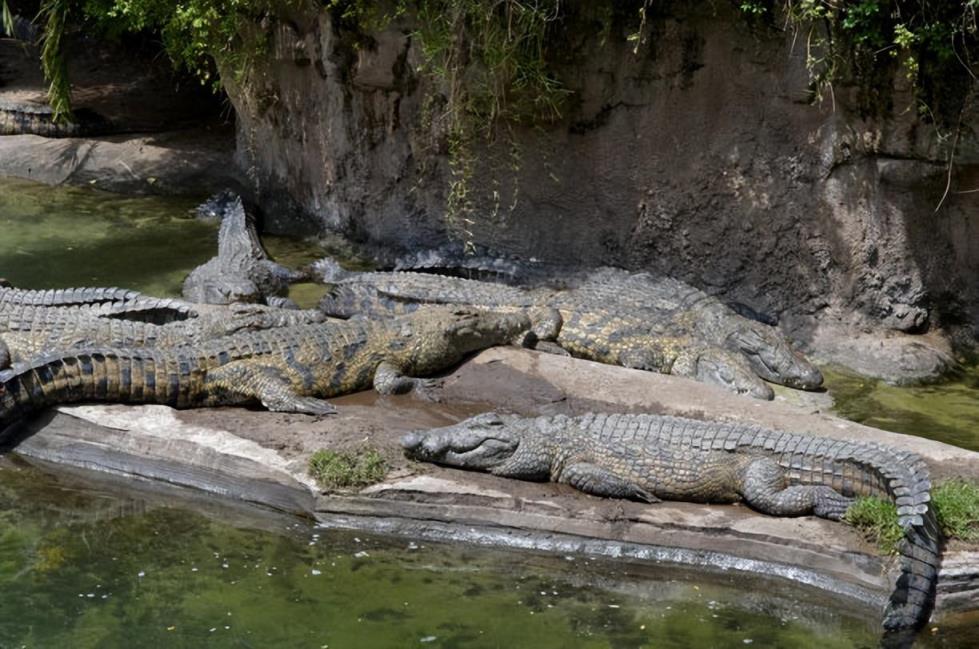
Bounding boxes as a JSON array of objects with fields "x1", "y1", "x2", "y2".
[{"x1": 0, "y1": 459, "x2": 887, "y2": 649}]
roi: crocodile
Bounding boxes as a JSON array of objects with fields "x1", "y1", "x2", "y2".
[
  {"x1": 567, "y1": 269, "x2": 819, "y2": 389},
  {"x1": 0, "y1": 99, "x2": 113, "y2": 138},
  {"x1": 402, "y1": 411, "x2": 939, "y2": 633},
  {"x1": 183, "y1": 195, "x2": 306, "y2": 307},
  {"x1": 317, "y1": 269, "x2": 820, "y2": 398},
  {"x1": 0, "y1": 307, "x2": 530, "y2": 429},
  {"x1": 389, "y1": 246, "x2": 782, "y2": 325},
  {"x1": 0, "y1": 301, "x2": 327, "y2": 368}
]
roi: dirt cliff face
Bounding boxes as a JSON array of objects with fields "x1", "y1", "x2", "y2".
[{"x1": 225, "y1": 4, "x2": 978, "y2": 379}]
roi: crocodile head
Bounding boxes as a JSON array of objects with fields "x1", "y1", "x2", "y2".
[
  {"x1": 396, "y1": 307, "x2": 531, "y2": 374},
  {"x1": 727, "y1": 326, "x2": 823, "y2": 390},
  {"x1": 401, "y1": 412, "x2": 523, "y2": 469}
]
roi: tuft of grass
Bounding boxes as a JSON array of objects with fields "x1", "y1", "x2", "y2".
[
  {"x1": 845, "y1": 479, "x2": 979, "y2": 553},
  {"x1": 844, "y1": 497, "x2": 904, "y2": 554},
  {"x1": 308, "y1": 447, "x2": 387, "y2": 492},
  {"x1": 933, "y1": 479, "x2": 979, "y2": 543}
]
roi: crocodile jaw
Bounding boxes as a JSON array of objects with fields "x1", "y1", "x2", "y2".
[{"x1": 401, "y1": 413, "x2": 521, "y2": 469}]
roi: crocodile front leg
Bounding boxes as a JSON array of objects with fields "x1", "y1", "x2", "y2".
[
  {"x1": 738, "y1": 457, "x2": 854, "y2": 520},
  {"x1": 373, "y1": 360, "x2": 440, "y2": 395},
  {"x1": 204, "y1": 361, "x2": 337, "y2": 415},
  {"x1": 557, "y1": 462, "x2": 661, "y2": 503}
]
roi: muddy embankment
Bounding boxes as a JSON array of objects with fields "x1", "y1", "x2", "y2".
[
  {"x1": 8, "y1": 349, "x2": 979, "y2": 628},
  {"x1": 224, "y1": 2, "x2": 979, "y2": 384}
]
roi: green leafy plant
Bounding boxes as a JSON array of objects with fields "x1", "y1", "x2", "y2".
[
  {"x1": 307, "y1": 447, "x2": 387, "y2": 491},
  {"x1": 738, "y1": 0, "x2": 978, "y2": 121},
  {"x1": 1, "y1": 1, "x2": 14, "y2": 36}
]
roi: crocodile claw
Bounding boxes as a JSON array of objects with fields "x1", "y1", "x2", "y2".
[{"x1": 814, "y1": 490, "x2": 856, "y2": 521}]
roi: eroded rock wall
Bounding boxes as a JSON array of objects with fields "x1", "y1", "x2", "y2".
[{"x1": 226, "y1": 3, "x2": 979, "y2": 376}]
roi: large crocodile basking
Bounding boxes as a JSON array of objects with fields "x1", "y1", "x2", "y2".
[
  {"x1": 317, "y1": 266, "x2": 820, "y2": 399},
  {"x1": 402, "y1": 411, "x2": 939, "y2": 634},
  {"x1": 0, "y1": 307, "x2": 530, "y2": 428},
  {"x1": 183, "y1": 194, "x2": 306, "y2": 307}
]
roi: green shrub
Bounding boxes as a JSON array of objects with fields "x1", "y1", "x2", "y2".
[{"x1": 308, "y1": 447, "x2": 387, "y2": 491}]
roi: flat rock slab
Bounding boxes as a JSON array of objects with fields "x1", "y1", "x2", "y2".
[
  {"x1": 0, "y1": 130, "x2": 243, "y2": 196},
  {"x1": 9, "y1": 348, "x2": 979, "y2": 626}
]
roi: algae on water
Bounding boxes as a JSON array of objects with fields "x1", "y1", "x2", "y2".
[
  {"x1": 0, "y1": 462, "x2": 885, "y2": 649},
  {"x1": 823, "y1": 365, "x2": 979, "y2": 452}
]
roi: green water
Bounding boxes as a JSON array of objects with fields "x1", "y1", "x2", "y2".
[
  {"x1": 824, "y1": 365, "x2": 979, "y2": 452},
  {"x1": 0, "y1": 460, "x2": 888, "y2": 649},
  {"x1": 0, "y1": 176, "x2": 336, "y2": 307},
  {"x1": 0, "y1": 177, "x2": 214, "y2": 298}
]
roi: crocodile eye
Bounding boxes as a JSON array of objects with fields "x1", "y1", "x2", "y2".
[{"x1": 475, "y1": 412, "x2": 504, "y2": 426}]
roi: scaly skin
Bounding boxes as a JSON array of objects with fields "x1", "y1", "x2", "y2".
[
  {"x1": 0, "y1": 302, "x2": 327, "y2": 367},
  {"x1": 183, "y1": 196, "x2": 306, "y2": 306},
  {"x1": 387, "y1": 248, "x2": 780, "y2": 325},
  {"x1": 318, "y1": 271, "x2": 793, "y2": 398},
  {"x1": 402, "y1": 412, "x2": 939, "y2": 633},
  {"x1": 0, "y1": 297, "x2": 198, "y2": 326},
  {"x1": 0, "y1": 307, "x2": 530, "y2": 426},
  {"x1": 391, "y1": 243, "x2": 562, "y2": 285},
  {"x1": 0, "y1": 100, "x2": 111, "y2": 138},
  {"x1": 0, "y1": 285, "x2": 161, "y2": 309},
  {"x1": 566, "y1": 269, "x2": 822, "y2": 390}
]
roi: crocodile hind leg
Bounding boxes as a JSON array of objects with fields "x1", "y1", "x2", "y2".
[
  {"x1": 0, "y1": 337, "x2": 9, "y2": 371},
  {"x1": 204, "y1": 361, "x2": 337, "y2": 415},
  {"x1": 738, "y1": 457, "x2": 854, "y2": 521},
  {"x1": 558, "y1": 462, "x2": 661, "y2": 503}
]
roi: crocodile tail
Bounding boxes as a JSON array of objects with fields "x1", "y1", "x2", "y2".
[
  {"x1": 0, "y1": 348, "x2": 199, "y2": 434},
  {"x1": 873, "y1": 452, "x2": 940, "y2": 632},
  {"x1": 732, "y1": 427, "x2": 939, "y2": 632},
  {"x1": 319, "y1": 284, "x2": 421, "y2": 319},
  {"x1": 0, "y1": 286, "x2": 143, "y2": 308},
  {"x1": 798, "y1": 439, "x2": 938, "y2": 632},
  {"x1": 100, "y1": 298, "x2": 198, "y2": 323}
]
